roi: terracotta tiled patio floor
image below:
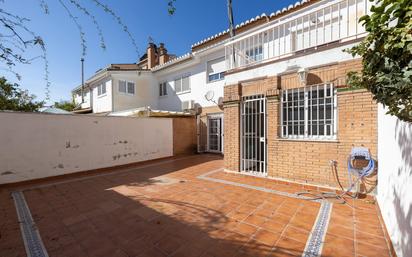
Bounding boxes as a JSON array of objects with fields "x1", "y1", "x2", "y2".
[{"x1": 0, "y1": 154, "x2": 392, "y2": 257}]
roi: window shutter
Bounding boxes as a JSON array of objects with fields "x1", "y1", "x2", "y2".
[
  {"x1": 182, "y1": 76, "x2": 190, "y2": 92},
  {"x1": 102, "y1": 84, "x2": 106, "y2": 94},
  {"x1": 163, "y1": 83, "x2": 167, "y2": 95},
  {"x1": 127, "y1": 82, "x2": 135, "y2": 94},
  {"x1": 174, "y1": 78, "x2": 182, "y2": 93},
  {"x1": 119, "y1": 81, "x2": 126, "y2": 93}
]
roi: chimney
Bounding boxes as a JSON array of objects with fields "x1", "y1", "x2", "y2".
[
  {"x1": 147, "y1": 42, "x2": 156, "y2": 69},
  {"x1": 159, "y1": 43, "x2": 169, "y2": 65}
]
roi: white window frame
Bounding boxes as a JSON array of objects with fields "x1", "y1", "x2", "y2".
[
  {"x1": 118, "y1": 80, "x2": 135, "y2": 95},
  {"x1": 280, "y1": 83, "x2": 337, "y2": 140},
  {"x1": 159, "y1": 82, "x2": 168, "y2": 97},
  {"x1": 174, "y1": 74, "x2": 191, "y2": 95},
  {"x1": 208, "y1": 72, "x2": 225, "y2": 83},
  {"x1": 97, "y1": 83, "x2": 106, "y2": 97},
  {"x1": 207, "y1": 57, "x2": 226, "y2": 83}
]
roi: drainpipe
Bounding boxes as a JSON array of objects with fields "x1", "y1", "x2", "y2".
[
  {"x1": 81, "y1": 58, "x2": 84, "y2": 104},
  {"x1": 196, "y1": 114, "x2": 201, "y2": 153},
  {"x1": 227, "y1": 0, "x2": 236, "y2": 66}
]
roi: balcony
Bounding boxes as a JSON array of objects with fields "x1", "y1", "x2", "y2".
[{"x1": 225, "y1": 0, "x2": 371, "y2": 70}]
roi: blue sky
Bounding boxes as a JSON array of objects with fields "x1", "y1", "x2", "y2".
[{"x1": 2, "y1": 0, "x2": 297, "y2": 103}]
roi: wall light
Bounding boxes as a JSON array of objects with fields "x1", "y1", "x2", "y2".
[{"x1": 297, "y1": 67, "x2": 308, "y2": 85}]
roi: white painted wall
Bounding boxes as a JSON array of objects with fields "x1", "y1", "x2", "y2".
[
  {"x1": 225, "y1": 43, "x2": 359, "y2": 84},
  {"x1": 92, "y1": 78, "x2": 113, "y2": 113},
  {"x1": 377, "y1": 104, "x2": 412, "y2": 257},
  {"x1": 155, "y1": 48, "x2": 225, "y2": 111},
  {"x1": 0, "y1": 112, "x2": 173, "y2": 184},
  {"x1": 111, "y1": 71, "x2": 158, "y2": 112}
]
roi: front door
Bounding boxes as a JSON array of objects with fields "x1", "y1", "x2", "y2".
[
  {"x1": 207, "y1": 115, "x2": 223, "y2": 153},
  {"x1": 241, "y1": 94, "x2": 267, "y2": 175}
]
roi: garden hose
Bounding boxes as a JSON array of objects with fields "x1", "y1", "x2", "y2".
[{"x1": 296, "y1": 147, "x2": 377, "y2": 205}]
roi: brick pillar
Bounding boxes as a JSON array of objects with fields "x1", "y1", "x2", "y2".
[
  {"x1": 224, "y1": 102, "x2": 240, "y2": 172},
  {"x1": 266, "y1": 89, "x2": 280, "y2": 177},
  {"x1": 223, "y1": 84, "x2": 241, "y2": 172}
]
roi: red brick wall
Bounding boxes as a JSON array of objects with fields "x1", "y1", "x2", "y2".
[
  {"x1": 223, "y1": 102, "x2": 241, "y2": 171},
  {"x1": 268, "y1": 89, "x2": 377, "y2": 190},
  {"x1": 223, "y1": 59, "x2": 378, "y2": 192}
]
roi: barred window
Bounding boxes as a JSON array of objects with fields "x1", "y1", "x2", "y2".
[{"x1": 281, "y1": 83, "x2": 336, "y2": 139}]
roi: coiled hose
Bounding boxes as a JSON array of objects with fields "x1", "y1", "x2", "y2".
[{"x1": 296, "y1": 149, "x2": 376, "y2": 205}]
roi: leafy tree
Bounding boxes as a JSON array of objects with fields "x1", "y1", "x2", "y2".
[
  {"x1": 0, "y1": 77, "x2": 44, "y2": 112},
  {"x1": 54, "y1": 100, "x2": 76, "y2": 112},
  {"x1": 347, "y1": 0, "x2": 412, "y2": 122}
]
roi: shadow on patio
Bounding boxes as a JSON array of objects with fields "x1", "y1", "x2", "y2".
[{"x1": 1, "y1": 154, "x2": 388, "y2": 257}]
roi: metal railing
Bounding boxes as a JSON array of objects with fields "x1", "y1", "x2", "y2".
[{"x1": 225, "y1": 0, "x2": 370, "y2": 70}]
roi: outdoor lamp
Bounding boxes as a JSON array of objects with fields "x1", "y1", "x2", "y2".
[{"x1": 297, "y1": 67, "x2": 308, "y2": 85}]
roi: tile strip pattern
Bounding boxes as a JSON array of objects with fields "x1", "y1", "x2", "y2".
[
  {"x1": 197, "y1": 168, "x2": 333, "y2": 257},
  {"x1": 11, "y1": 191, "x2": 49, "y2": 257},
  {"x1": 198, "y1": 168, "x2": 321, "y2": 202},
  {"x1": 302, "y1": 202, "x2": 333, "y2": 257}
]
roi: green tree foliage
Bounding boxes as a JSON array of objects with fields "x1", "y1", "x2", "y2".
[
  {"x1": 347, "y1": 0, "x2": 412, "y2": 122},
  {"x1": 0, "y1": 77, "x2": 44, "y2": 112},
  {"x1": 54, "y1": 100, "x2": 76, "y2": 112}
]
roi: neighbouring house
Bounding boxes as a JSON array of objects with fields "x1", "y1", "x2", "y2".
[
  {"x1": 72, "y1": 0, "x2": 376, "y2": 192},
  {"x1": 72, "y1": 42, "x2": 226, "y2": 153},
  {"x1": 72, "y1": 43, "x2": 175, "y2": 115}
]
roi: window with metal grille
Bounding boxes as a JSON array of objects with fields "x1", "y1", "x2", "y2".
[{"x1": 281, "y1": 83, "x2": 336, "y2": 139}]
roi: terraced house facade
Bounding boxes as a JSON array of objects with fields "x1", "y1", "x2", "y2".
[{"x1": 72, "y1": 0, "x2": 377, "y2": 192}]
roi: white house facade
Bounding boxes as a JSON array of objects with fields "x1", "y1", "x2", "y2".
[{"x1": 72, "y1": 0, "x2": 371, "y2": 155}]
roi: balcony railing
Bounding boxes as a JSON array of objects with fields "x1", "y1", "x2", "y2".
[{"x1": 225, "y1": 0, "x2": 371, "y2": 70}]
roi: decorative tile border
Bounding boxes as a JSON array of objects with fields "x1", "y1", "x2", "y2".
[
  {"x1": 302, "y1": 202, "x2": 333, "y2": 257},
  {"x1": 197, "y1": 168, "x2": 333, "y2": 257},
  {"x1": 11, "y1": 191, "x2": 49, "y2": 257},
  {"x1": 197, "y1": 168, "x2": 321, "y2": 202}
]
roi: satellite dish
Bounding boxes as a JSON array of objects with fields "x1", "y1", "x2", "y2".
[{"x1": 205, "y1": 90, "x2": 215, "y2": 102}]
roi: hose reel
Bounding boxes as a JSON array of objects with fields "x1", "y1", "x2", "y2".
[
  {"x1": 297, "y1": 146, "x2": 377, "y2": 204},
  {"x1": 347, "y1": 147, "x2": 376, "y2": 178}
]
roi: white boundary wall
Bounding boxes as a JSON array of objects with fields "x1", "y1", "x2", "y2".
[
  {"x1": 0, "y1": 112, "x2": 173, "y2": 184},
  {"x1": 377, "y1": 104, "x2": 412, "y2": 257}
]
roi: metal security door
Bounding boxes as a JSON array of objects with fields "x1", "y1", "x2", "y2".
[
  {"x1": 207, "y1": 115, "x2": 223, "y2": 153},
  {"x1": 241, "y1": 95, "x2": 267, "y2": 175}
]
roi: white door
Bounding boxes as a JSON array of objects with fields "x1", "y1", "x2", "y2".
[{"x1": 207, "y1": 114, "x2": 223, "y2": 153}]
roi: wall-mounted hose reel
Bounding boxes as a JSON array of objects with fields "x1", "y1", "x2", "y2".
[
  {"x1": 297, "y1": 146, "x2": 377, "y2": 204},
  {"x1": 348, "y1": 147, "x2": 376, "y2": 178}
]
